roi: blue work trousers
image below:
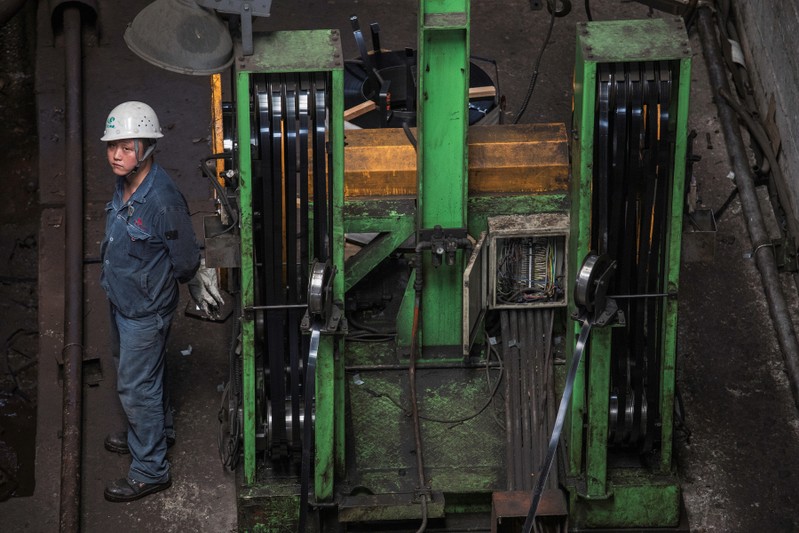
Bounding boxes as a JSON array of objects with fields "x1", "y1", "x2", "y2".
[{"x1": 109, "y1": 304, "x2": 175, "y2": 483}]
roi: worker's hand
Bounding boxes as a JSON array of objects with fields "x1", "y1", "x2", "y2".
[{"x1": 188, "y1": 259, "x2": 225, "y2": 320}]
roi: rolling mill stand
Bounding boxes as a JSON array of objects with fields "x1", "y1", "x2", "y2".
[{"x1": 204, "y1": 6, "x2": 692, "y2": 531}]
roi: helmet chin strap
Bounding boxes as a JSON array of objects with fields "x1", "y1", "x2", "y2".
[{"x1": 127, "y1": 139, "x2": 156, "y2": 177}]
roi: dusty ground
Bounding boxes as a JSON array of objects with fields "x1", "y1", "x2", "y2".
[{"x1": 1, "y1": 0, "x2": 799, "y2": 532}]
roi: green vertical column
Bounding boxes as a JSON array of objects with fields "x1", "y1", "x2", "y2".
[
  {"x1": 236, "y1": 70, "x2": 257, "y2": 486},
  {"x1": 417, "y1": 0, "x2": 469, "y2": 348},
  {"x1": 660, "y1": 55, "x2": 691, "y2": 472},
  {"x1": 314, "y1": 66, "x2": 345, "y2": 497},
  {"x1": 567, "y1": 37, "x2": 597, "y2": 475},
  {"x1": 586, "y1": 328, "x2": 611, "y2": 497},
  {"x1": 315, "y1": 335, "x2": 334, "y2": 500},
  {"x1": 330, "y1": 66, "x2": 347, "y2": 480}
]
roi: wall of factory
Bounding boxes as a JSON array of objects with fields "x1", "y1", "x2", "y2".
[{"x1": 735, "y1": 2, "x2": 799, "y2": 221}]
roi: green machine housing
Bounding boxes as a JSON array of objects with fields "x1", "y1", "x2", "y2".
[
  {"x1": 211, "y1": 7, "x2": 693, "y2": 532},
  {"x1": 566, "y1": 18, "x2": 692, "y2": 529}
]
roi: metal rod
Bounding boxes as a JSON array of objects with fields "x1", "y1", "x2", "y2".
[
  {"x1": 698, "y1": 7, "x2": 799, "y2": 409},
  {"x1": 245, "y1": 304, "x2": 308, "y2": 311},
  {"x1": 59, "y1": 6, "x2": 84, "y2": 532},
  {"x1": 345, "y1": 361, "x2": 501, "y2": 372},
  {"x1": 606, "y1": 292, "x2": 673, "y2": 299}
]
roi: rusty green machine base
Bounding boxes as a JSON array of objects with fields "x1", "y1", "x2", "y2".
[{"x1": 339, "y1": 342, "x2": 504, "y2": 526}]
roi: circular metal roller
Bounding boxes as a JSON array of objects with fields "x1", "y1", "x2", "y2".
[
  {"x1": 308, "y1": 260, "x2": 333, "y2": 320},
  {"x1": 574, "y1": 253, "x2": 610, "y2": 314}
]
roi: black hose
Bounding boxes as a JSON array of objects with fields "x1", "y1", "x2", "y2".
[
  {"x1": 201, "y1": 155, "x2": 238, "y2": 236},
  {"x1": 698, "y1": 7, "x2": 799, "y2": 409},
  {"x1": 512, "y1": 6, "x2": 556, "y2": 124}
]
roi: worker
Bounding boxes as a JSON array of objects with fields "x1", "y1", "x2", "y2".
[{"x1": 98, "y1": 101, "x2": 224, "y2": 502}]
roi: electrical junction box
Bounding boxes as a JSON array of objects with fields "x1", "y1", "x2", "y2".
[{"x1": 486, "y1": 213, "x2": 569, "y2": 310}]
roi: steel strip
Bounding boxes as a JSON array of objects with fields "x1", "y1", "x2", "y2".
[
  {"x1": 284, "y1": 75, "x2": 303, "y2": 453},
  {"x1": 267, "y1": 75, "x2": 288, "y2": 455},
  {"x1": 595, "y1": 66, "x2": 611, "y2": 254},
  {"x1": 522, "y1": 317, "x2": 593, "y2": 533},
  {"x1": 298, "y1": 325, "x2": 321, "y2": 532},
  {"x1": 312, "y1": 74, "x2": 329, "y2": 261},
  {"x1": 298, "y1": 75, "x2": 311, "y2": 295}
]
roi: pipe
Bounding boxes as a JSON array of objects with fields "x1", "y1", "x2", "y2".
[
  {"x1": 59, "y1": 6, "x2": 84, "y2": 532},
  {"x1": 697, "y1": 7, "x2": 799, "y2": 409}
]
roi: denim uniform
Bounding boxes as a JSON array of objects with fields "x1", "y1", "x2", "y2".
[{"x1": 101, "y1": 162, "x2": 200, "y2": 484}]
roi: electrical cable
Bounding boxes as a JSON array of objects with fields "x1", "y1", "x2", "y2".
[
  {"x1": 359, "y1": 341, "x2": 503, "y2": 427},
  {"x1": 218, "y1": 291, "x2": 242, "y2": 470},
  {"x1": 200, "y1": 155, "x2": 238, "y2": 236},
  {"x1": 513, "y1": 4, "x2": 556, "y2": 124}
]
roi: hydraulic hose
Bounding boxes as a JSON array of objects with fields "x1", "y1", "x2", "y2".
[{"x1": 697, "y1": 7, "x2": 799, "y2": 409}]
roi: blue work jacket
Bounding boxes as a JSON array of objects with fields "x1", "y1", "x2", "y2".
[{"x1": 101, "y1": 163, "x2": 200, "y2": 318}]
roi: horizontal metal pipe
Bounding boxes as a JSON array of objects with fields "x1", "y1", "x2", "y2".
[
  {"x1": 698, "y1": 7, "x2": 799, "y2": 409},
  {"x1": 345, "y1": 361, "x2": 501, "y2": 372}
]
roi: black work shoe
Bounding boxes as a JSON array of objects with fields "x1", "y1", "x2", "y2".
[
  {"x1": 104, "y1": 431, "x2": 176, "y2": 454},
  {"x1": 104, "y1": 477, "x2": 172, "y2": 502}
]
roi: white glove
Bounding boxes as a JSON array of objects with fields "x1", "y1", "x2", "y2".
[{"x1": 188, "y1": 258, "x2": 225, "y2": 320}]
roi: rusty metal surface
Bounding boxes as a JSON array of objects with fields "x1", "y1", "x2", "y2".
[
  {"x1": 491, "y1": 489, "x2": 567, "y2": 518},
  {"x1": 338, "y1": 491, "x2": 446, "y2": 523},
  {"x1": 344, "y1": 123, "x2": 568, "y2": 198}
]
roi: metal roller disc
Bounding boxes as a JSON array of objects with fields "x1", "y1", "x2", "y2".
[
  {"x1": 308, "y1": 260, "x2": 332, "y2": 318},
  {"x1": 574, "y1": 253, "x2": 609, "y2": 313}
]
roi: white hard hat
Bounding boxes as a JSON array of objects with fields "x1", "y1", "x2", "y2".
[{"x1": 100, "y1": 101, "x2": 164, "y2": 141}]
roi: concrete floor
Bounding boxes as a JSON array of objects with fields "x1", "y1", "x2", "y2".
[{"x1": 1, "y1": 0, "x2": 799, "y2": 531}]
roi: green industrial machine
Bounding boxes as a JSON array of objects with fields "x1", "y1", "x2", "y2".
[
  {"x1": 204, "y1": 6, "x2": 692, "y2": 532},
  {"x1": 566, "y1": 18, "x2": 692, "y2": 529}
]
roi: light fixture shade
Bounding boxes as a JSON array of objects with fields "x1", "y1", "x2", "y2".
[{"x1": 124, "y1": 0, "x2": 234, "y2": 76}]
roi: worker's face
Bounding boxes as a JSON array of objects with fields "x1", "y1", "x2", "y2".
[{"x1": 106, "y1": 139, "x2": 141, "y2": 176}]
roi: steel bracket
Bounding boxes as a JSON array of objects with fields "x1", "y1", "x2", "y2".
[{"x1": 772, "y1": 236, "x2": 798, "y2": 272}]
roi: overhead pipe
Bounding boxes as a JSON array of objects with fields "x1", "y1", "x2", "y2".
[
  {"x1": 697, "y1": 7, "x2": 799, "y2": 408},
  {"x1": 59, "y1": 5, "x2": 84, "y2": 532}
]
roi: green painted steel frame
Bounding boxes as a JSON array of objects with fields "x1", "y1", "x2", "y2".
[
  {"x1": 235, "y1": 31, "x2": 345, "y2": 503},
  {"x1": 417, "y1": 0, "x2": 470, "y2": 349},
  {"x1": 567, "y1": 18, "x2": 691, "y2": 528}
]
